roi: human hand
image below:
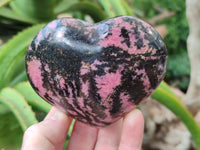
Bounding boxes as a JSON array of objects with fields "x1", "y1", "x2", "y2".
[{"x1": 22, "y1": 106, "x2": 144, "y2": 150}]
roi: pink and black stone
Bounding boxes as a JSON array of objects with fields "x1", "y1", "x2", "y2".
[{"x1": 25, "y1": 16, "x2": 167, "y2": 127}]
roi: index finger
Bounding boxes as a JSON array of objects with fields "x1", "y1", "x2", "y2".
[{"x1": 22, "y1": 107, "x2": 72, "y2": 150}]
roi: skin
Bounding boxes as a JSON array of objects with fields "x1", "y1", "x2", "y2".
[{"x1": 21, "y1": 106, "x2": 144, "y2": 150}]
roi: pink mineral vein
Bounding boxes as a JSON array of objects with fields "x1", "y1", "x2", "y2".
[
  {"x1": 81, "y1": 79, "x2": 89, "y2": 97},
  {"x1": 95, "y1": 68, "x2": 122, "y2": 100},
  {"x1": 27, "y1": 60, "x2": 46, "y2": 97}
]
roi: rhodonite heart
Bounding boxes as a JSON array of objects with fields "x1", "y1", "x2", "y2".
[{"x1": 26, "y1": 16, "x2": 167, "y2": 127}]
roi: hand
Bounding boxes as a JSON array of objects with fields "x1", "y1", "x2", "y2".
[{"x1": 22, "y1": 106, "x2": 144, "y2": 150}]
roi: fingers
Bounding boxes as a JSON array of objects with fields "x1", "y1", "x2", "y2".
[
  {"x1": 67, "y1": 110, "x2": 143, "y2": 150},
  {"x1": 94, "y1": 118, "x2": 123, "y2": 150},
  {"x1": 67, "y1": 121, "x2": 98, "y2": 150},
  {"x1": 22, "y1": 107, "x2": 72, "y2": 150},
  {"x1": 22, "y1": 107, "x2": 144, "y2": 150},
  {"x1": 119, "y1": 109, "x2": 144, "y2": 150}
]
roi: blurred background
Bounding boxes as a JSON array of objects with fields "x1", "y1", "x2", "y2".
[{"x1": 0, "y1": 0, "x2": 199, "y2": 150}]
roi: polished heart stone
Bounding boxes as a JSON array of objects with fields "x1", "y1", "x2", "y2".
[{"x1": 25, "y1": 16, "x2": 167, "y2": 127}]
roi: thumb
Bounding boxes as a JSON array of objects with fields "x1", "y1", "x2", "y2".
[{"x1": 22, "y1": 107, "x2": 72, "y2": 150}]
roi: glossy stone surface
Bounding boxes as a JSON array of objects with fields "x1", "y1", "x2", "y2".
[{"x1": 26, "y1": 16, "x2": 167, "y2": 127}]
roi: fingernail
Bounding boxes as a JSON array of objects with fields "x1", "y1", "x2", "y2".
[
  {"x1": 124, "y1": 109, "x2": 141, "y2": 120},
  {"x1": 51, "y1": 109, "x2": 67, "y2": 120},
  {"x1": 130, "y1": 109, "x2": 141, "y2": 116}
]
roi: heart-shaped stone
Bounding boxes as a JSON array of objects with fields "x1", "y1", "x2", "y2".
[{"x1": 26, "y1": 16, "x2": 167, "y2": 127}]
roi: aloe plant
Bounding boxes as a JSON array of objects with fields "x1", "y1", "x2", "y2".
[{"x1": 0, "y1": 0, "x2": 199, "y2": 149}]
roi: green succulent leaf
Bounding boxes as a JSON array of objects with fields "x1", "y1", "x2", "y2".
[
  {"x1": 9, "y1": 71, "x2": 27, "y2": 87},
  {"x1": 109, "y1": 0, "x2": 126, "y2": 16},
  {"x1": 0, "y1": 24, "x2": 45, "y2": 89},
  {"x1": 0, "y1": 103, "x2": 9, "y2": 115},
  {"x1": 1, "y1": 51, "x2": 24, "y2": 87},
  {"x1": 9, "y1": 0, "x2": 58, "y2": 22},
  {"x1": 120, "y1": 0, "x2": 135, "y2": 16},
  {"x1": 99, "y1": 0, "x2": 116, "y2": 18},
  {"x1": 0, "y1": 112, "x2": 23, "y2": 149},
  {"x1": 14, "y1": 82, "x2": 51, "y2": 113},
  {"x1": 157, "y1": 81, "x2": 177, "y2": 96},
  {"x1": 65, "y1": 1, "x2": 107, "y2": 22},
  {"x1": 0, "y1": 7, "x2": 37, "y2": 23},
  {"x1": 0, "y1": 87, "x2": 38, "y2": 131},
  {"x1": 0, "y1": 0, "x2": 11, "y2": 8},
  {"x1": 99, "y1": 0, "x2": 134, "y2": 18},
  {"x1": 8, "y1": 53, "x2": 28, "y2": 86},
  {"x1": 54, "y1": 0, "x2": 78, "y2": 14}
]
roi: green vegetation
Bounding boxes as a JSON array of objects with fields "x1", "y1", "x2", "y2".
[
  {"x1": 132, "y1": 0, "x2": 190, "y2": 90},
  {"x1": 0, "y1": 0, "x2": 199, "y2": 149}
]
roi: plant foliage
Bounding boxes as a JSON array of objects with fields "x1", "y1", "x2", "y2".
[{"x1": 0, "y1": 0, "x2": 199, "y2": 149}]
